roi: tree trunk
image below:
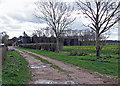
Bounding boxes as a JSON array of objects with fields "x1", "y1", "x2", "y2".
[
  {"x1": 56, "y1": 37, "x2": 60, "y2": 53},
  {"x1": 96, "y1": 33, "x2": 100, "y2": 56}
]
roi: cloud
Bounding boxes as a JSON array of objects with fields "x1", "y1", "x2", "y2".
[
  {"x1": 107, "y1": 27, "x2": 118, "y2": 40},
  {"x1": 0, "y1": 0, "x2": 44, "y2": 38}
]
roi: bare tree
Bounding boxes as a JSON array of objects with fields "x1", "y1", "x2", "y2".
[
  {"x1": 32, "y1": 29, "x2": 43, "y2": 37},
  {"x1": 76, "y1": 0, "x2": 120, "y2": 56},
  {"x1": 32, "y1": 27, "x2": 55, "y2": 37},
  {"x1": 35, "y1": 0, "x2": 75, "y2": 52},
  {"x1": 0, "y1": 32, "x2": 9, "y2": 46}
]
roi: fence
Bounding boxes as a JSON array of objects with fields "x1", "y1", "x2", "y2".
[{"x1": 0, "y1": 44, "x2": 7, "y2": 65}]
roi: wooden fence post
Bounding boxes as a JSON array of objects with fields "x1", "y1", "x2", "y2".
[
  {"x1": 0, "y1": 44, "x2": 7, "y2": 65},
  {"x1": 0, "y1": 44, "x2": 2, "y2": 85}
]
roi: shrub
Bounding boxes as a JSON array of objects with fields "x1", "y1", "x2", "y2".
[
  {"x1": 69, "y1": 51, "x2": 77, "y2": 56},
  {"x1": 69, "y1": 51, "x2": 88, "y2": 56},
  {"x1": 78, "y1": 52, "x2": 87, "y2": 56}
]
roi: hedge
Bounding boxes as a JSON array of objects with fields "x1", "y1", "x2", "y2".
[{"x1": 19, "y1": 43, "x2": 62, "y2": 52}]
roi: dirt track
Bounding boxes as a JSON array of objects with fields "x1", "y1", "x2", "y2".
[{"x1": 10, "y1": 47, "x2": 118, "y2": 84}]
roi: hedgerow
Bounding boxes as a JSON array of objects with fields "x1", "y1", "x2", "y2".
[{"x1": 19, "y1": 43, "x2": 62, "y2": 52}]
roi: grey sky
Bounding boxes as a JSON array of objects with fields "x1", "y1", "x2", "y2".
[{"x1": 0, "y1": 0, "x2": 118, "y2": 40}]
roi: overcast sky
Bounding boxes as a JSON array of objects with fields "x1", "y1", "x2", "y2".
[{"x1": 0, "y1": 0, "x2": 118, "y2": 40}]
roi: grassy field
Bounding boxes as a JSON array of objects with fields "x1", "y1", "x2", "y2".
[
  {"x1": 2, "y1": 50, "x2": 31, "y2": 84},
  {"x1": 15, "y1": 45, "x2": 119, "y2": 77},
  {"x1": 62, "y1": 45, "x2": 120, "y2": 55}
]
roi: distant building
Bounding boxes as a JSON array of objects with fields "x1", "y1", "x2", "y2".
[{"x1": 19, "y1": 32, "x2": 31, "y2": 43}]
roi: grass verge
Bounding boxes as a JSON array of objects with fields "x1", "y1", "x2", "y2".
[
  {"x1": 2, "y1": 50, "x2": 31, "y2": 84},
  {"x1": 28, "y1": 53, "x2": 65, "y2": 72}
]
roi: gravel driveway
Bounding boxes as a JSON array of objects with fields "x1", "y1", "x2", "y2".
[{"x1": 9, "y1": 46, "x2": 118, "y2": 84}]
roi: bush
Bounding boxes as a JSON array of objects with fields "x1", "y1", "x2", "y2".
[
  {"x1": 19, "y1": 43, "x2": 62, "y2": 52},
  {"x1": 69, "y1": 51, "x2": 78, "y2": 56},
  {"x1": 78, "y1": 52, "x2": 87, "y2": 56},
  {"x1": 69, "y1": 51, "x2": 88, "y2": 56}
]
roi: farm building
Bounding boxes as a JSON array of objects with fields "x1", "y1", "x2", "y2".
[{"x1": 19, "y1": 32, "x2": 31, "y2": 44}]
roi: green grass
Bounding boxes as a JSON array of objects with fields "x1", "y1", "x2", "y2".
[
  {"x1": 2, "y1": 50, "x2": 31, "y2": 84},
  {"x1": 0, "y1": 71, "x2": 1, "y2": 86},
  {"x1": 15, "y1": 45, "x2": 119, "y2": 77},
  {"x1": 28, "y1": 53, "x2": 65, "y2": 72},
  {"x1": 106, "y1": 43, "x2": 120, "y2": 45}
]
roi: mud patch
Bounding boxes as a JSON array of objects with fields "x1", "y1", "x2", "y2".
[
  {"x1": 34, "y1": 79, "x2": 78, "y2": 84},
  {"x1": 30, "y1": 64, "x2": 50, "y2": 69}
]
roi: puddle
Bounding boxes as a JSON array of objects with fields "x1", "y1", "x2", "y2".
[
  {"x1": 35, "y1": 80, "x2": 57, "y2": 84},
  {"x1": 64, "y1": 81, "x2": 77, "y2": 84},
  {"x1": 30, "y1": 64, "x2": 50, "y2": 68},
  {"x1": 34, "y1": 79, "x2": 78, "y2": 84}
]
